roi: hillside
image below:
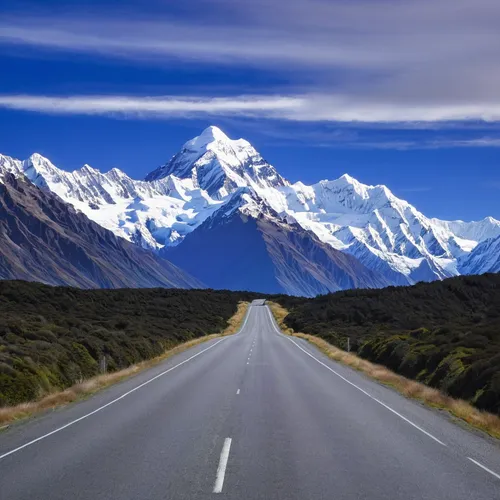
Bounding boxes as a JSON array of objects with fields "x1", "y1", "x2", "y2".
[
  {"x1": 0, "y1": 281, "x2": 261, "y2": 406},
  {"x1": 0, "y1": 174, "x2": 201, "y2": 289},
  {"x1": 276, "y1": 274, "x2": 500, "y2": 415}
]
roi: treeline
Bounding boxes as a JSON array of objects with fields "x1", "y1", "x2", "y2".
[
  {"x1": 0, "y1": 281, "x2": 262, "y2": 406},
  {"x1": 275, "y1": 274, "x2": 500, "y2": 415}
]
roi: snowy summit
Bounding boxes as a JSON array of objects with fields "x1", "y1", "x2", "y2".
[{"x1": 1, "y1": 126, "x2": 499, "y2": 286}]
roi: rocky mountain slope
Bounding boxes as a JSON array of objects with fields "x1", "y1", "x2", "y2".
[
  {"x1": 0, "y1": 174, "x2": 202, "y2": 289},
  {"x1": 1, "y1": 126, "x2": 499, "y2": 294},
  {"x1": 459, "y1": 234, "x2": 500, "y2": 274},
  {"x1": 164, "y1": 189, "x2": 390, "y2": 295}
]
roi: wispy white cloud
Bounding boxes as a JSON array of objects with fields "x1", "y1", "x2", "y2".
[
  {"x1": 343, "y1": 137, "x2": 500, "y2": 150},
  {"x1": 446, "y1": 138, "x2": 500, "y2": 148},
  {"x1": 0, "y1": 94, "x2": 300, "y2": 118},
  {"x1": 1, "y1": 0, "x2": 500, "y2": 121},
  {"x1": 1, "y1": 94, "x2": 500, "y2": 126}
]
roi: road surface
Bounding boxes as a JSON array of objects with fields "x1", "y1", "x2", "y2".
[{"x1": 1, "y1": 300, "x2": 499, "y2": 499}]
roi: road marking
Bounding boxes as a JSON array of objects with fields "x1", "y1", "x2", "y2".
[
  {"x1": 236, "y1": 389, "x2": 240, "y2": 395},
  {"x1": 265, "y1": 307, "x2": 446, "y2": 447},
  {"x1": 468, "y1": 458, "x2": 500, "y2": 480},
  {"x1": 213, "y1": 438, "x2": 232, "y2": 493},
  {"x1": 0, "y1": 338, "x2": 227, "y2": 461},
  {"x1": 233, "y1": 307, "x2": 251, "y2": 336},
  {"x1": 0, "y1": 305, "x2": 256, "y2": 462}
]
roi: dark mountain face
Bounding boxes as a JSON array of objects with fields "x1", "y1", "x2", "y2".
[
  {"x1": 2, "y1": 127, "x2": 500, "y2": 292},
  {"x1": 164, "y1": 205, "x2": 391, "y2": 297},
  {"x1": 257, "y1": 217, "x2": 391, "y2": 295},
  {"x1": 165, "y1": 213, "x2": 282, "y2": 294},
  {"x1": 0, "y1": 175, "x2": 202, "y2": 289}
]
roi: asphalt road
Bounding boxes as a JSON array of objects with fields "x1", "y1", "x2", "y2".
[{"x1": 1, "y1": 300, "x2": 499, "y2": 499}]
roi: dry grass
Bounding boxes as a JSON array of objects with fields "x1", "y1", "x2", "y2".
[
  {"x1": 267, "y1": 301, "x2": 500, "y2": 440},
  {"x1": 0, "y1": 302, "x2": 250, "y2": 428},
  {"x1": 221, "y1": 301, "x2": 250, "y2": 336}
]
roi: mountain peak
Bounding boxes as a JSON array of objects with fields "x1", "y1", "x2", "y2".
[
  {"x1": 28, "y1": 152, "x2": 51, "y2": 165},
  {"x1": 339, "y1": 173, "x2": 356, "y2": 183},
  {"x1": 81, "y1": 164, "x2": 98, "y2": 174},
  {"x1": 484, "y1": 216, "x2": 500, "y2": 224},
  {"x1": 145, "y1": 126, "x2": 287, "y2": 195},
  {"x1": 332, "y1": 173, "x2": 368, "y2": 192},
  {"x1": 183, "y1": 126, "x2": 231, "y2": 152}
]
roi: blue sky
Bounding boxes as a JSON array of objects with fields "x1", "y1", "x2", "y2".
[{"x1": 0, "y1": 0, "x2": 499, "y2": 221}]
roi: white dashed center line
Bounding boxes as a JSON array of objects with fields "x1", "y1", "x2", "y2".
[{"x1": 213, "y1": 438, "x2": 232, "y2": 493}]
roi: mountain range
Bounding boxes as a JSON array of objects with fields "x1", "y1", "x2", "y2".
[
  {"x1": 1, "y1": 125, "x2": 499, "y2": 296},
  {"x1": 0, "y1": 173, "x2": 201, "y2": 289}
]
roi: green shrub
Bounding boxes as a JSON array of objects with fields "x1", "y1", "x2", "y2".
[
  {"x1": 0, "y1": 281, "x2": 263, "y2": 406},
  {"x1": 275, "y1": 274, "x2": 500, "y2": 415}
]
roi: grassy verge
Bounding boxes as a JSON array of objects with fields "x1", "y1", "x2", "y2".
[
  {"x1": 0, "y1": 301, "x2": 250, "y2": 428},
  {"x1": 267, "y1": 302, "x2": 500, "y2": 439}
]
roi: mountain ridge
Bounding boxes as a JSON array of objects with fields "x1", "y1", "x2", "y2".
[
  {"x1": 164, "y1": 189, "x2": 391, "y2": 295},
  {"x1": 1, "y1": 125, "x2": 499, "y2": 293},
  {"x1": 0, "y1": 173, "x2": 202, "y2": 289}
]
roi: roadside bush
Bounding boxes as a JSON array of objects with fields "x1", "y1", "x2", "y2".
[
  {"x1": 274, "y1": 274, "x2": 500, "y2": 415},
  {"x1": 0, "y1": 281, "x2": 262, "y2": 406}
]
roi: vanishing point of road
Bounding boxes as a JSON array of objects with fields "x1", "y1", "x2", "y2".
[{"x1": 1, "y1": 300, "x2": 499, "y2": 499}]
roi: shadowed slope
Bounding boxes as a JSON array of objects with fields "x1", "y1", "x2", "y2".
[{"x1": 0, "y1": 174, "x2": 202, "y2": 289}]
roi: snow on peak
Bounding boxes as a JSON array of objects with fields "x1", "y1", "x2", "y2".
[
  {"x1": 338, "y1": 173, "x2": 358, "y2": 184},
  {"x1": 145, "y1": 126, "x2": 288, "y2": 196},
  {"x1": 2, "y1": 127, "x2": 500, "y2": 288},
  {"x1": 184, "y1": 125, "x2": 230, "y2": 150},
  {"x1": 81, "y1": 164, "x2": 99, "y2": 174},
  {"x1": 0, "y1": 153, "x2": 23, "y2": 178}
]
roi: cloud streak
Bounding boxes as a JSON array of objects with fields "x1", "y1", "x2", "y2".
[
  {"x1": 1, "y1": 0, "x2": 500, "y2": 105},
  {"x1": 1, "y1": 0, "x2": 500, "y2": 133},
  {"x1": 1, "y1": 94, "x2": 500, "y2": 125},
  {"x1": 0, "y1": 94, "x2": 300, "y2": 118}
]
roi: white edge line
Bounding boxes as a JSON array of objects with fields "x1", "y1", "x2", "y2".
[
  {"x1": 236, "y1": 389, "x2": 240, "y2": 395},
  {"x1": 213, "y1": 437, "x2": 232, "y2": 493},
  {"x1": 0, "y1": 338, "x2": 226, "y2": 461},
  {"x1": 468, "y1": 458, "x2": 500, "y2": 480},
  {"x1": 265, "y1": 307, "x2": 446, "y2": 447},
  {"x1": 0, "y1": 305, "x2": 254, "y2": 461}
]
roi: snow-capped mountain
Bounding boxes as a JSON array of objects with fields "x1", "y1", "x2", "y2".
[
  {"x1": 0, "y1": 173, "x2": 201, "y2": 289},
  {"x1": 269, "y1": 175, "x2": 500, "y2": 284},
  {"x1": 459, "y1": 234, "x2": 500, "y2": 275},
  {"x1": 1, "y1": 125, "x2": 499, "y2": 294},
  {"x1": 0, "y1": 149, "x2": 225, "y2": 249},
  {"x1": 145, "y1": 126, "x2": 288, "y2": 196},
  {"x1": 163, "y1": 189, "x2": 391, "y2": 295}
]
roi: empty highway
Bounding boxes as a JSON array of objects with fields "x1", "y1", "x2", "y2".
[{"x1": 0, "y1": 300, "x2": 499, "y2": 499}]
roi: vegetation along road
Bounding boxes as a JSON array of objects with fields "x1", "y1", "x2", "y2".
[{"x1": 0, "y1": 301, "x2": 499, "y2": 499}]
